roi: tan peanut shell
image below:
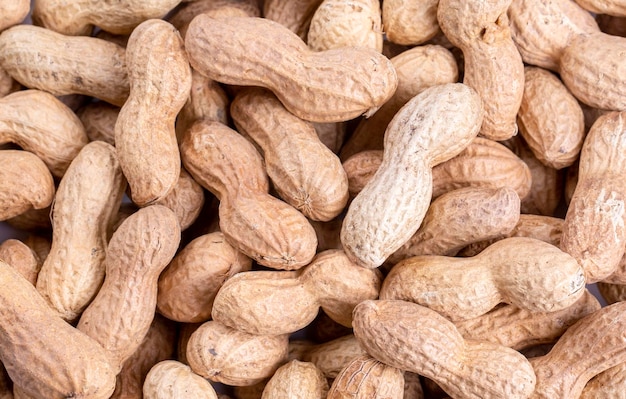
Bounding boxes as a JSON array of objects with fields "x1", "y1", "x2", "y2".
[
  {"x1": 340, "y1": 44, "x2": 459, "y2": 161},
  {"x1": 0, "y1": 25, "x2": 129, "y2": 106},
  {"x1": 0, "y1": 89, "x2": 89, "y2": 177},
  {"x1": 157, "y1": 231, "x2": 252, "y2": 323},
  {"x1": 381, "y1": 237, "x2": 586, "y2": 321},
  {"x1": 341, "y1": 83, "x2": 483, "y2": 268},
  {"x1": 212, "y1": 249, "x2": 382, "y2": 335},
  {"x1": 343, "y1": 150, "x2": 383, "y2": 198},
  {"x1": 560, "y1": 111, "x2": 626, "y2": 282},
  {"x1": 454, "y1": 289, "x2": 600, "y2": 350},
  {"x1": 180, "y1": 120, "x2": 318, "y2": 270},
  {"x1": 508, "y1": 0, "x2": 599, "y2": 71},
  {"x1": 307, "y1": 0, "x2": 383, "y2": 52},
  {"x1": 168, "y1": 0, "x2": 261, "y2": 38},
  {"x1": 231, "y1": 87, "x2": 349, "y2": 221},
  {"x1": 580, "y1": 361, "x2": 626, "y2": 398},
  {"x1": 185, "y1": 15, "x2": 398, "y2": 122},
  {"x1": 0, "y1": 150, "x2": 54, "y2": 222},
  {"x1": 432, "y1": 137, "x2": 533, "y2": 200},
  {"x1": 530, "y1": 301, "x2": 626, "y2": 398},
  {"x1": 0, "y1": 65, "x2": 19, "y2": 99},
  {"x1": 261, "y1": 360, "x2": 328, "y2": 399},
  {"x1": 36, "y1": 141, "x2": 126, "y2": 322},
  {"x1": 0, "y1": 259, "x2": 117, "y2": 399},
  {"x1": 387, "y1": 186, "x2": 520, "y2": 264},
  {"x1": 353, "y1": 299, "x2": 536, "y2": 399},
  {"x1": 560, "y1": 32, "x2": 626, "y2": 111},
  {"x1": 77, "y1": 101, "x2": 118, "y2": 146},
  {"x1": 518, "y1": 66, "x2": 585, "y2": 169},
  {"x1": 111, "y1": 314, "x2": 176, "y2": 399},
  {"x1": 291, "y1": 335, "x2": 367, "y2": 378},
  {"x1": 383, "y1": 0, "x2": 440, "y2": 45},
  {"x1": 0, "y1": 0, "x2": 29, "y2": 32},
  {"x1": 5, "y1": 206, "x2": 52, "y2": 232},
  {"x1": 116, "y1": 19, "x2": 191, "y2": 206},
  {"x1": 0, "y1": 239, "x2": 40, "y2": 286},
  {"x1": 77, "y1": 205, "x2": 181, "y2": 368},
  {"x1": 33, "y1": 0, "x2": 181, "y2": 36},
  {"x1": 263, "y1": 0, "x2": 324, "y2": 40},
  {"x1": 155, "y1": 167, "x2": 205, "y2": 231},
  {"x1": 186, "y1": 320, "x2": 289, "y2": 386},
  {"x1": 143, "y1": 360, "x2": 218, "y2": 399},
  {"x1": 326, "y1": 355, "x2": 404, "y2": 399},
  {"x1": 576, "y1": 0, "x2": 626, "y2": 16}
]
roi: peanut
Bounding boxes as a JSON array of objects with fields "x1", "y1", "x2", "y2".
[
  {"x1": 0, "y1": 239, "x2": 40, "y2": 286},
  {"x1": 580, "y1": 361, "x2": 626, "y2": 398},
  {"x1": 33, "y1": 0, "x2": 182, "y2": 36},
  {"x1": 262, "y1": 0, "x2": 324, "y2": 40},
  {"x1": 0, "y1": 25, "x2": 129, "y2": 106},
  {"x1": 180, "y1": 120, "x2": 318, "y2": 270},
  {"x1": 341, "y1": 83, "x2": 483, "y2": 268},
  {"x1": 76, "y1": 205, "x2": 180, "y2": 368},
  {"x1": 211, "y1": 249, "x2": 382, "y2": 335},
  {"x1": 575, "y1": 0, "x2": 626, "y2": 16},
  {"x1": 185, "y1": 15, "x2": 398, "y2": 122},
  {"x1": 115, "y1": 19, "x2": 191, "y2": 206},
  {"x1": 186, "y1": 320, "x2": 289, "y2": 386},
  {"x1": 230, "y1": 87, "x2": 349, "y2": 221},
  {"x1": 261, "y1": 360, "x2": 328, "y2": 399},
  {"x1": 168, "y1": 0, "x2": 261, "y2": 38},
  {"x1": 76, "y1": 101, "x2": 118, "y2": 146},
  {"x1": 0, "y1": 150, "x2": 54, "y2": 222},
  {"x1": 290, "y1": 335, "x2": 367, "y2": 378},
  {"x1": 5, "y1": 207, "x2": 52, "y2": 233},
  {"x1": 381, "y1": 237, "x2": 586, "y2": 321},
  {"x1": 144, "y1": 360, "x2": 219, "y2": 399},
  {"x1": 157, "y1": 231, "x2": 252, "y2": 323},
  {"x1": 382, "y1": 0, "x2": 440, "y2": 45},
  {"x1": 155, "y1": 167, "x2": 205, "y2": 231},
  {"x1": 353, "y1": 299, "x2": 537, "y2": 399},
  {"x1": 0, "y1": 0, "x2": 29, "y2": 32},
  {"x1": 36, "y1": 141, "x2": 126, "y2": 322},
  {"x1": 326, "y1": 355, "x2": 404, "y2": 399}
]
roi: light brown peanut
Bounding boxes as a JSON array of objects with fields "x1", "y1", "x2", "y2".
[
  {"x1": 33, "y1": 0, "x2": 182, "y2": 35},
  {"x1": 0, "y1": 150, "x2": 54, "y2": 222},
  {"x1": 262, "y1": 0, "x2": 324, "y2": 40},
  {"x1": 231, "y1": 87, "x2": 349, "y2": 221},
  {"x1": 180, "y1": 120, "x2": 318, "y2": 270},
  {"x1": 5, "y1": 207, "x2": 52, "y2": 233},
  {"x1": 576, "y1": 0, "x2": 626, "y2": 16},
  {"x1": 353, "y1": 299, "x2": 536, "y2": 399},
  {"x1": 155, "y1": 167, "x2": 205, "y2": 231},
  {"x1": 0, "y1": 239, "x2": 40, "y2": 286},
  {"x1": 0, "y1": 0, "x2": 29, "y2": 32},
  {"x1": 0, "y1": 259, "x2": 117, "y2": 399},
  {"x1": 341, "y1": 83, "x2": 483, "y2": 269},
  {"x1": 382, "y1": 0, "x2": 440, "y2": 45},
  {"x1": 77, "y1": 101, "x2": 118, "y2": 146},
  {"x1": 381, "y1": 237, "x2": 586, "y2": 321},
  {"x1": 290, "y1": 335, "x2": 367, "y2": 379},
  {"x1": 307, "y1": 0, "x2": 383, "y2": 52},
  {"x1": 387, "y1": 186, "x2": 520, "y2": 264},
  {"x1": 454, "y1": 289, "x2": 600, "y2": 350},
  {"x1": 143, "y1": 360, "x2": 218, "y2": 399},
  {"x1": 36, "y1": 141, "x2": 126, "y2": 322},
  {"x1": 168, "y1": 0, "x2": 261, "y2": 38},
  {"x1": 518, "y1": 66, "x2": 585, "y2": 169},
  {"x1": 157, "y1": 231, "x2": 252, "y2": 323},
  {"x1": 438, "y1": 0, "x2": 524, "y2": 140},
  {"x1": 186, "y1": 320, "x2": 289, "y2": 386},
  {"x1": 212, "y1": 249, "x2": 382, "y2": 335},
  {"x1": 77, "y1": 205, "x2": 181, "y2": 368},
  {"x1": 560, "y1": 111, "x2": 626, "y2": 282},
  {"x1": 0, "y1": 25, "x2": 129, "y2": 106},
  {"x1": 185, "y1": 15, "x2": 398, "y2": 122},
  {"x1": 326, "y1": 355, "x2": 404, "y2": 399},
  {"x1": 0, "y1": 89, "x2": 89, "y2": 177},
  {"x1": 115, "y1": 19, "x2": 191, "y2": 206},
  {"x1": 530, "y1": 301, "x2": 626, "y2": 398},
  {"x1": 261, "y1": 360, "x2": 328, "y2": 399}
]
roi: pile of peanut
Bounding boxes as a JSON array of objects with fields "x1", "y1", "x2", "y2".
[{"x1": 0, "y1": 0, "x2": 626, "y2": 398}]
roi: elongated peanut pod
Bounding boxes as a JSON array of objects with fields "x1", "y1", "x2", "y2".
[
  {"x1": 186, "y1": 320, "x2": 289, "y2": 386},
  {"x1": 212, "y1": 249, "x2": 381, "y2": 335},
  {"x1": 381, "y1": 237, "x2": 586, "y2": 321},
  {"x1": 116, "y1": 19, "x2": 191, "y2": 206},
  {"x1": 185, "y1": 15, "x2": 397, "y2": 122},
  {"x1": 0, "y1": 25, "x2": 129, "y2": 106},
  {"x1": 143, "y1": 360, "x2": 218, "y2": 399},
  {"x1": 33, "y1": 0, "x2": 182, "y2": 36},
  {"x1": 36, "y1": 141, "x2": 126, "y2": 322},
  {"x1": 0, "y1": 259, "x2": 117, "y2": 399},
  {"x1": 0, "y1": 151, "x2": 54, "y2": 222},
  {"x1": 530, "y1": 301, "x2": 626, "y2": 398},
  {"x1": 0, "y1": 90, "x2": 89, "y2": 177},
  {"x1": 353, "y1": 300, "x2": 536, "y2": 399},
  {"x1": 231, "y1": 87, "x2": 349, "y2": 221},
  {"x1": 180, "y1": 120, "x2": 318, "y2": 270},
  {"x1": 341, "y1": 83, "x2": 483, "y2": 268},
  {"x1": 77, "y1": 205, "x2": 180, "y2": 368}
]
